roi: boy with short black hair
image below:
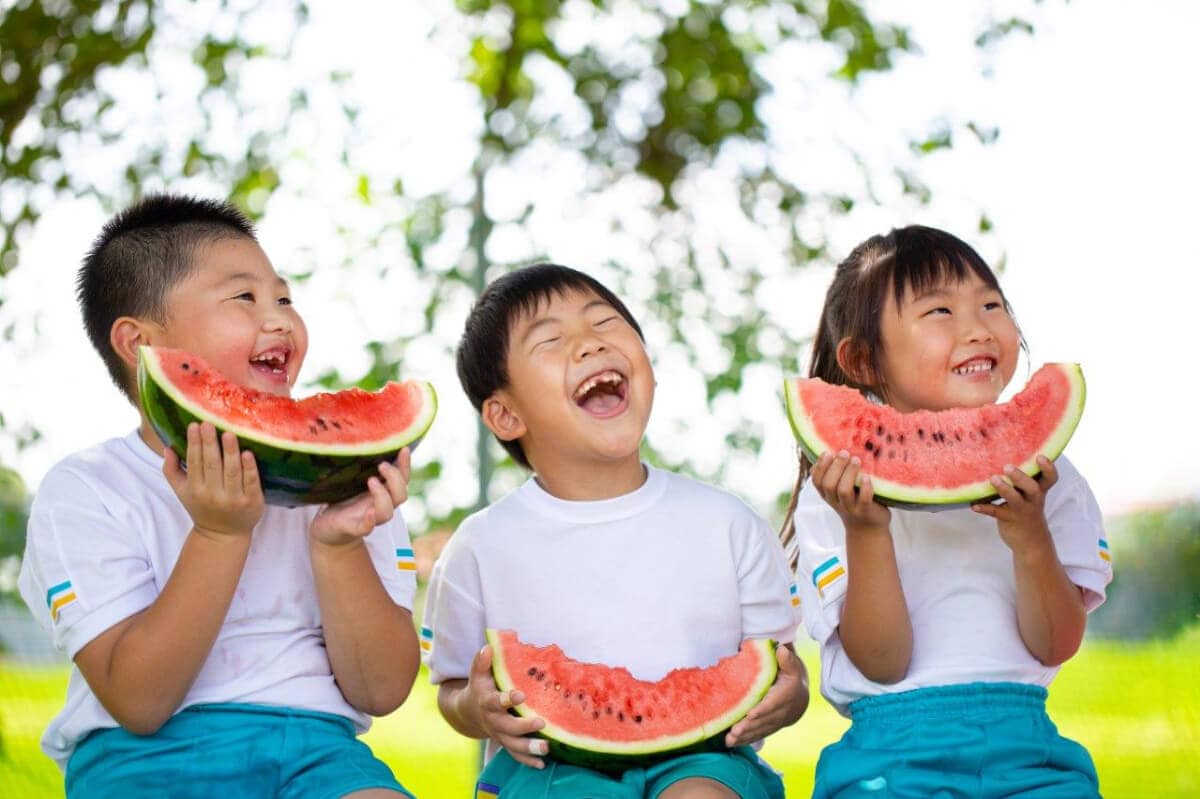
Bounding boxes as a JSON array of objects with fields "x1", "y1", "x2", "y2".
[
  {"x1": 19, "y1": 194, "x2": 420, "y2": 797},
  {"x1": 424, "y1": 263, "x2": 808, "y2": 798}
]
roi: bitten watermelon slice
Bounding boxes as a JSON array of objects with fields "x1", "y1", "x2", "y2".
[
  {"x1": 783, "y1": 363, "x2": 1086, "y2": 507},
  {"x1": 138, "y1": 346, "x2": 437, "y2": 507},
  {"x1": 487, "y1": 628, "x2": 777, "y2": 772}
]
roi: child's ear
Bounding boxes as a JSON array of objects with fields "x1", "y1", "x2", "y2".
[
  {"x1": 835, "y1": 337, "x2": 875, "y2": 386},
  {"x1": 481, "y1": 393, "x2": 526, "y2": 443},
  {"x1": 110, "y1": 316, "x2": 156, "y2": 373}
]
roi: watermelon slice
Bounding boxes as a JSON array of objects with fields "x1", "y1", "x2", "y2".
[
  {"x1": 782, "y1": 363, "x2": 1085, "y2": 507},
  {"x1": 138, "y1": 345, "x2": 437, "y2": 507},
  {"x1": 487, "y1": 628, "x2": 777, "y2": 772}
]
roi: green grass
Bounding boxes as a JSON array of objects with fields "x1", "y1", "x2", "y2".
[{"x1": 3, "y1": 629, "x2": 1198, "y2": 797}]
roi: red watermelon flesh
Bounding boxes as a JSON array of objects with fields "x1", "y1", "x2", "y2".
[
  {"x1": 487, "y1": 629, "x2": 776, "y2": 770},
  {"x1": 783, "y1": 363, "x2": 1085, "y2": 506},
  {"x1": 138, "y1": 346, "x2": 437, "y2": 505}
]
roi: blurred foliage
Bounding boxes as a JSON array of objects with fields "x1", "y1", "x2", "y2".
[
  {"x1": 0, "y1": 463, "x2": 30, "y2": 604},
  {"x1": 1091, "y1": 500, "x2": 1200, "y2": 640},
  {"x1": 1, "y1": 0, "x2": 1047, "y2": 534}
]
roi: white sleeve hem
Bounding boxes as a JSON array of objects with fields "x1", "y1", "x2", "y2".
[{"x1": 60, "y1": 584, "x2": 159, "y2": 658}]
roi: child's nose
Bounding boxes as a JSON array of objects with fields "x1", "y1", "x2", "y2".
[
  {"x1": 576, "y1": 336, "x2": 607, "y2": 359},
  {"x1": 261, "y1": 307, "x2": 293, "y2": 333}
]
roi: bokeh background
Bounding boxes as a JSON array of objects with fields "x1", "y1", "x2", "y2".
[{"x1": 2, "y1": 1, "x2": 1198, "y2": 796}]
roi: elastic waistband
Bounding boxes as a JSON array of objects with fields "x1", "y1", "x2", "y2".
[
  {"x1": 848, "y1": 682, "x2": 1048, "y2": 724},
  {"x1": 180, "y1": 702, "x2": 355, "y2": 732}
]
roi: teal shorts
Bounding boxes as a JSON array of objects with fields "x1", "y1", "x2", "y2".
[
  {"x1": 66, "y1": 703, "x2": 414, "y2": 799},
  {"x1": 814, "y1": 682, "x2": 1100, "y2": 799},
  {"x1": 474, "y1": 745, "x2": 784, "y2": 799}
]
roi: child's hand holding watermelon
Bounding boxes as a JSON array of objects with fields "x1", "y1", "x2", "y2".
[
  {"x1": 724, "y1": 643, "x2": 809, "y2": 747},
  {"x1": 310, "y1": 449, "x2": 412, "y2": 547},
  {"x1": 440, "y1": 644, "x2": 549, "y2": 770}
]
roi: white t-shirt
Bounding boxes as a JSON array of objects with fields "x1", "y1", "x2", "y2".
[
  {"x1": 17, "y1": 430, "x2": 417, "y2": 770},
  {"x1": 791, "y1": 455, "x2": 1112, "y2": 716},
  {"x1": 422, "y1": 465, "x2": 800, "y2": 760}
]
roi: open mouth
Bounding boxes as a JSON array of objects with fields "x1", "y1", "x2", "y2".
[
  {"x1": 572, "y1": 369, "x2": 629, "y2": 417},
  {"x1": 952, "y1": 356, "x2": 996, "y2": 376},
  {"x1": 250, "y1": 347, "x2": 290, "y2": 384}
]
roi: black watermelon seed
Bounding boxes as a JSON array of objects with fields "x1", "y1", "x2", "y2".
[
  {"x1": 606, "y1": 707, "x2": 613, "y2": 715},
  {"x1": 316, "y1": 418, "x2": 329, "y2": 431},
  {"x1": 634, "y1": 715, "x2": 643, "y2": 723},
  {"x1": 918, "y1": 428, "x2": 925, "y2": 439},
  {"x1": 536, "y1": 671, "x2": 545, "y2": 681},
  {"x1": 308, "y1": 425, "x2": 318, "y2": 435},
  {"x1": 873, "y1": 448, "x2": 882, "y2": 459},
  {"x1": 898, "y1": 434, "x2": 905, "y2": 444},
  {"x1": 864, "y1": 441, "x2": 874, "y2": 452},
  {"x1": 886, "y1": 434, "x2": 893, "y2": 443},
  {"x1": 980, "y1": 429, "x2": 987, "y2": 438},
  {"x1": 592, "y1": 711, "x2": 600, "y2": 720},
  {"x1": 876, "y1": 425, "x2": 884, "y2": 436},
  {"x1": 577, "y1": 691, "x2": 584, "y2": 701},
  {"x1": 955, "y1": 432, "x2": 961, "y2": 442},
  {"x1": 618, "y1": 712, "x2": 624, "y2": 722},
  {"x1": 331, "y1": 421, "x2": 342, "y2": 430},
  {"x1": 527, "y1": 667, "x2": 537, "y2": 676},
  {"x1": 181, "y1": 362, "x2": 190, "y2": 370}
]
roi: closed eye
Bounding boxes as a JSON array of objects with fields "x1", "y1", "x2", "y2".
[
  {"x1": 923, "y1": 306, "x2": 951, "y2": 317},
  {"x1": 234, "y1": 291, "x2": 255, "y2": 302},
  {"x1": 983, "y1": 301, "x2": 1003, "y2": 311},
  {"x1": 594, "y1": 316, "x2": 618, "y2": 327}
]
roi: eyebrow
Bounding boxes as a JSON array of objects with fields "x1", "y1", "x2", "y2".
[
  {"x1": 218, "y1": 272, "x2": 290, "y2": 290},
  {"x1": 518, "y1": 299, "x2": 613, "y2": 346}
]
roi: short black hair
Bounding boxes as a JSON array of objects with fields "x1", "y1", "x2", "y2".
[
  {"x1": 76, "y1": 194, "x2": 256, "y2": 402},
  {"x1": 456, "y1": 263, "x2": 644, "y2": 469}
]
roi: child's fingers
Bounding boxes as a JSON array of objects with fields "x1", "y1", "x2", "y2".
[
  {"x1": 499, "y1": 737, "x2": 547, "y2": 769},
  {"x1": 858, "y1": 474, "x2": 876, "y2": 506},
  {"x1": 365, "y1": 476, "x2": 392, "y2": 525},
  {"x1": 221, "y1": 432, "x2": 243, "y2": 494},
  {"x1": 1036, "y1": 455, "x2": 1059, "y2": 490},
  {"x1": 971, "y1": 501, "x2": 1003, "y2": 519},
  {"x1": 395, "y1": 447, "x2": 412, "y2": 484},
  {"x1": 379, "y1": 460, "x2": 409, "y2": 507},
  {"x1": 989, "y1": 473, "x2": 1022, "y2": 505},
  {"x1": 835, "y1": 455, "x2": 860, "y2": 507},
  {"x1": 185, "y1": 423, "x2": 202, "y2": 479},
  {"x1": 1004, "y1": 465, "x2": 1041, "y2": 499},
  {"x1": 200, "y1": 422, "x2": 223, "y2": 485},
  {"x1": 241, "y1": 451, "x2": 262, "y2": 499},
  {"x1": 818, "y1": 452, "x2": 849, "y2": 499}
]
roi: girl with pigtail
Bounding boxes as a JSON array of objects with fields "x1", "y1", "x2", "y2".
[{"x1": 783, "y1": 225, "x2": 1111, "y2": 798}]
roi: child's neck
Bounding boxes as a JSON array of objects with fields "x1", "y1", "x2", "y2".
[
  {"x1": 532, "y1": 454, "x2": 647, "y2": 501},
  {"x1": 137, "y1": 415, "x2": 167, "y2": 457}
]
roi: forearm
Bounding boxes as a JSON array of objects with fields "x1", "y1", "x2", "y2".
[
  {"x1": 437, "y1": 679, "x2": 487, "y2": 739},
  {"x1": 838, "y1": 525, "x2": 912, "y2": 683},
  {"x1": 81, "y1": 530, "x2": 250, "y2": 734},
  {"x1": 1012, "y1": 534, "x2": 1087, "y2": 666},
  {"x1": 311, "y1": 539, "x2": 419, "y2": 716}
]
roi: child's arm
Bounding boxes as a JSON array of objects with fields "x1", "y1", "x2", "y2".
[
  {"x1": 724, "y1": 643, "x2": 809, "y2": 746},
  {"x1": 812, "y1": 451, "x2": 913, "y2": 684},
  {"x1": 73, "y1": 423, "x2": 261, "y2": 734},
  {"x1": 308, "y1": 449, "x2": 420, "y2": 716},
  {"x1": 437, "y1": 644, "x2": 549, "y2": 769},
  {"x1": 972, "y1": 456, "x2": 1087, "y2": 666}
]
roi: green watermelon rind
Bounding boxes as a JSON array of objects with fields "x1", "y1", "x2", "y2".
[
  {"x1": 782, "y1": 363, "x2": 1086, "y2": 507},
  {"x1": 487, "y1": 630, "x2": 778, "y2": 771},
  {"x1": 137, "y1": 346, "x2": 437, "y2": 506}
]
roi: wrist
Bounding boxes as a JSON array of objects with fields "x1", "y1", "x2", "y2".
[
  {"x1": 191, "y1": 524, "x2": 254, "y2": 546},
  {"x1": 309, "y1": 535, "x2": 367, "y2": 559},
  {"x1": 1010, "y1": 526, "x2": 1057, "y2": 566}
]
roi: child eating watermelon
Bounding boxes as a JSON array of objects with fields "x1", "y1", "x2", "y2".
[
  {"x1": 423, "y1": 263, "x2": 809, "y2": 798},
  {"x1": 18, "y1": 194, "x2": 419, "y2": 798},
  {"x1": 782, "y1": 225, "x2": 1112, "y2": 797}
]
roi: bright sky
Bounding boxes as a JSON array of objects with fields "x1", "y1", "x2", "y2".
[{"x1": 2, "y1": 1, "x2": 1197, "y2": 521}]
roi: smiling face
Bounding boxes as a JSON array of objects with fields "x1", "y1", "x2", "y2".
[
  {"x1": 875, "y1": 271, "x2": 1020, "y2": 412},
  {"x1": 149, "y1": 236, "x2": 308, "y2": 396},
  {"x1": 486, "y1": 288, "x2": 654, "y2": 487}
]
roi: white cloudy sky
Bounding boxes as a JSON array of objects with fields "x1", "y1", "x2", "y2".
[{"x1": 2, "y1": 0, "x2": 1197, "y2": 521}]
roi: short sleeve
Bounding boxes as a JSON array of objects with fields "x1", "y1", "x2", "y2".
[
  {"x1": 734, "y1": 507, "x2": 800, "y2": 644},
  {"x1": 790, "y1": 481, "x2": 849, "y2": 646},
  {"x1": 420, "y1": 525, "x2": 485, "y2": 684},
  {"x1": 17, "y1": 467, "x2": 159, "y2": 658},
  {"x1": 1045, "y1": 458, "x2": 1112, "y2": 612},
  {"x1": 361, "y1": 513, "x2": 418, "y2": 611}
]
